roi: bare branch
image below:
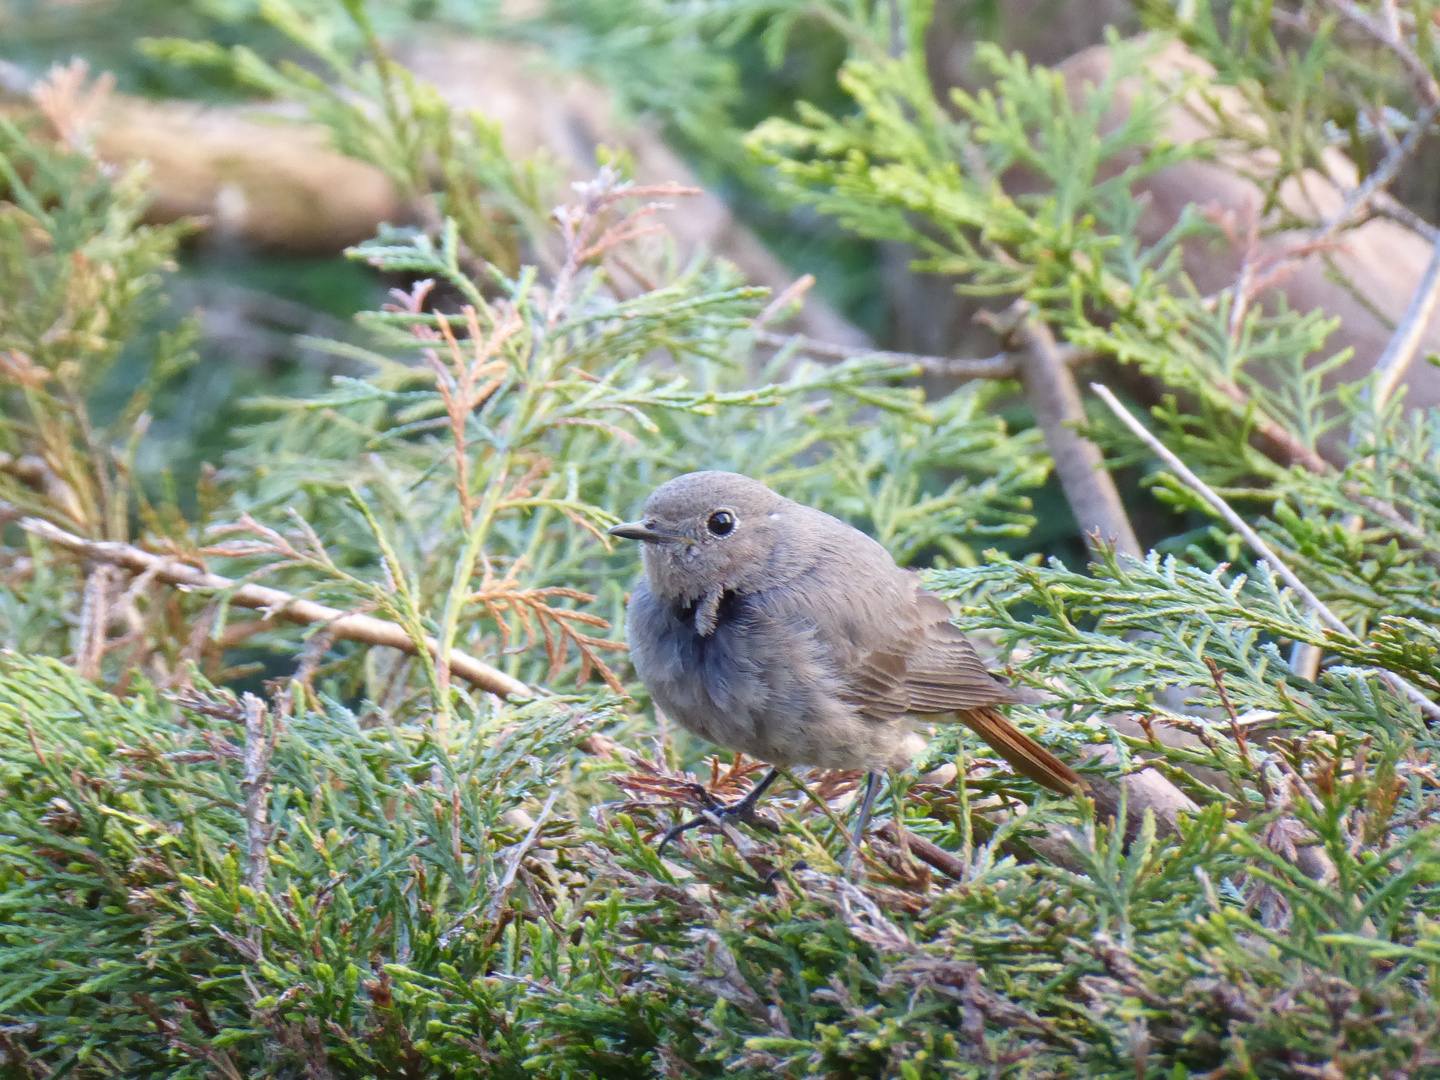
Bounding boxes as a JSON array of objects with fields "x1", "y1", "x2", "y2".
[
  {"x1": 1019, "y1": 320, "x2": 1141, "y2": 559},
  {"x1": 876, "y1": 821, "x2": 965, "y2": 880},
  {"x1": 1092, "y1": 383, "x2": 1440, "y2": 722},
  {"x1": 19, "y1": 517, "x2": 534, "y2": 701},
  {"x1": 1317, "y1": 103, "x2": 1439, "y2": 243},
  {"x1": 1370, "y1": 191, "x2": 1439, "y2": 242}
]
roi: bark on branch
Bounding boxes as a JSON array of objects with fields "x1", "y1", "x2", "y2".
[
  {"x1": 1017, "y1": 317, "x2": 1142, "y2": 560},
  {"x1": 19, "y1": 517, "x2": 534, "y2": 701}
]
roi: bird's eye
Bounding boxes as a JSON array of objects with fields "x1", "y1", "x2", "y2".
[{"x1": 706, "y1": 510, "x2": 736, "y2": 536}]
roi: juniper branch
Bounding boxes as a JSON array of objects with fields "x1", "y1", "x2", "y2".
[
  {"x1": 18, "y1": 517, "x2": 534, "y2": 700},
  {"x1": 1092, "y1": 383, "x2": 1440, "y2": 722}
]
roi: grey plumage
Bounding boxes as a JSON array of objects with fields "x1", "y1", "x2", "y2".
[{"x1": 613, "y1": 471, "x2": 1081, "y2": 794}]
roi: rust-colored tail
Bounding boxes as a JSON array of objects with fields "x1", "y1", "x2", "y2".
[{"x1": 955, "y1": 705, "x2": 1085, "y2": 796}]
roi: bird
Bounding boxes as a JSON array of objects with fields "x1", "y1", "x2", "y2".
[{"x1": 609, "y1": 471, "x2": 1083, "y2": 858}]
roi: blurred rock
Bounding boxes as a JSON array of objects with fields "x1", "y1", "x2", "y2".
[
  {"x1": 3, "y1": 36, "x2": 866, "y2": 348},
  {"x1": 1058, "y1": 37, "x2": 1440, "y2": 447}
]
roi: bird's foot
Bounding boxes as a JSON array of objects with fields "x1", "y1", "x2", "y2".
[{"x1": 657, "y1": 768, "x2": 781, "y2": 855}]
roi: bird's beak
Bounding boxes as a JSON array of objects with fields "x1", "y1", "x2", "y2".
[{"x1": 609, "y1": 520, "x2": 673, "y2": 543}]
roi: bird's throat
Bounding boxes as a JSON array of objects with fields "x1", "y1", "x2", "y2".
[{"x1": 676, "y1": 587, "x2": 740, "y2": 636}]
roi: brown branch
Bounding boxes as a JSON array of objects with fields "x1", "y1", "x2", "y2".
[
  {"x1": 1017, "y1": 318, "x2": 1142, "y2": 559},
  {"x1": 876, "y1": 821, "x2": 965, "y2": 880},
  {"x1": 19, "y1": 517, "x2": 534, "y2": 701}
]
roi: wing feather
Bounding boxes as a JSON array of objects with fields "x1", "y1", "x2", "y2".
[{"x1": 837, "y1": 578, "x2": 1020, "y2": 720}]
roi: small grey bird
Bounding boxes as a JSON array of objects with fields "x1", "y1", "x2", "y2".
[{"x1": 610, "y1": 471, "x2": 1082, "y2": 852}]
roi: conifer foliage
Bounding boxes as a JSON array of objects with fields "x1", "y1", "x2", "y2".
[{"x1": 2, "y1": 2, "x2": 1440, "y2": 1076}]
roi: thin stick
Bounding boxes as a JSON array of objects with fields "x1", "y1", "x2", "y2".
[
  {"x1": 20, "y1": 517, "x2": 533, "y2": 701},
  {"x1": 1023, "y1": 321, "x2": 1141, "y2": 559},
  {"x1": 1091, "y1": 383, "x2": 1440, "y2": 722},
  {"x1": 493, "y1": 789, "x2": 561, "y2": 911}
]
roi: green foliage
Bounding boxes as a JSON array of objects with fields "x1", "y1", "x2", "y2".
[
  {"x1": 0, "y1": 655, "x2": 611, "y2": 1077},
  {"x1": 4, "y1": 0, "x2": 1440, "y2": 1076},
  {"x1": 750, "y1": 27, "x2": 1197, "y2": 307},
  {"x1": 4, "y1": 652, "x2": 1438, "y2": 1077},
  {"x1": 0, "y1": 112, "x2": 195, "y2": 541}
]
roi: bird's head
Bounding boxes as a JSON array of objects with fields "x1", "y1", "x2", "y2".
[{"x1": 610, "y1": 471, "x2": 794, "y2": 608}]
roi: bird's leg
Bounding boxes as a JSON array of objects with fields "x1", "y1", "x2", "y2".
[
  {"x1": 658, "y1": 767, "x2": 781, "y2": 854},
  {"x1": 840, "y1": 770, "x2": 883, "y2": 874}
]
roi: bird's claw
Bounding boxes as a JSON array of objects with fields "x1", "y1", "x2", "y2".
[
  {"x1": 656, "y1": 768, "x2": 782, "y2": 856},
  {"x1": 657, "y1": 797, "x2": 772, "y2": 855}
]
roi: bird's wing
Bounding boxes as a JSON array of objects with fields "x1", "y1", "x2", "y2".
[
  {"x1": 837, "y1": 583, "x2": 1020, "y2": 720},
  {"x1": 899, "y1": 616, "x2": 1024, "y2": 711}
]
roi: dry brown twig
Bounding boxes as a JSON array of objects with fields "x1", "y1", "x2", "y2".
[
  {"x1": 19, "y1": 516, "x2": 532, "y2": 700},
  {"x1": 547, "y1": 168, "x2": 701, "y2": 328},
  {"x1": 384, "y1": 282, "x2": 524, "y2": 527},
  {"x1": 470, "y1": 558, "x2": 626, "y2": 693},
  {"x1": 1204, "y1": 657, "x2": 1254, "y2": 772},
  {"x1": 875, "y1": 820, "x2": 966, "y2": 881},
  {"x1": 31, "y1": 59, "x2": 114, "y2": 153}
]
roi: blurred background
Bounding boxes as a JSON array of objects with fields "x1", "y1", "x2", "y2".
[
  {"x1": 0, "y1": 0, "x2": 1180, "y2": 566},
  {"x1": 4, "y1": 0, "x2": 1440, "y2": 565}
]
